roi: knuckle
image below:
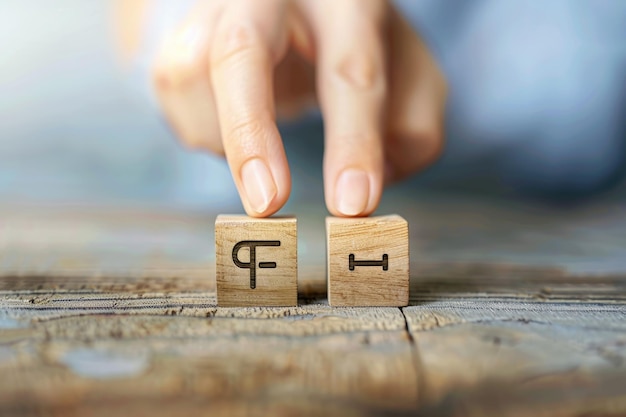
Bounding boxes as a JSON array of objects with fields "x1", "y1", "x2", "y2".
[
  {"x1": 152, "y1": 54, "x2": 206, "y2": 91},
  {"x1": 329, "y1": 22, "x2": 386, "y2": 93},
  {"x1": 171, "y1": 120, "x2": 223, "y2": 154},
  {"x1": 413, "y1": 126, "x2": 444, "y2": 167},
  {"x1": 364, "y1": 0, "x2": 389, "y2": 25},
  {"x1": 333, "y1": 53, "x2": 385, "y2": 94},
  {"x1": 181, "y1": 136, "x2": 205, "y2": 151},
  {"x1": 206, "y1": 138, "x2": 226, "y2": 156},
  {"x1": 388, "y1": 124, "x2": 444, "y2": 175},
  {"x1": 151, "y1": 60, "x2": 171, "y2": 91},
  {"x1": 423, "y1": 129, "x2": 444, "y2": 164},
  {"x1": 210, "y1": 22, "x2": 263, "y2": 69},
  {"x1": 227, "y1": 117, "x2": 268, "y2": 150},
  {"x1": 346, "y1": 0, "x2": 389, "y2": 30},
  {"x1": 177, "y1": 128, "x2": 205, "y2": 150},
  {"x1": 181, "y1": 134, "x2": 224, "y2": 155}
]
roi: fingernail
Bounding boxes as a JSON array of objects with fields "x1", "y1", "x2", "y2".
[
  {"x1": 335, "y1": 169, "x2": 370, "y2": 216},
  {"x1": 241, "y1": 158, "x2": 277, "y2": 214}
]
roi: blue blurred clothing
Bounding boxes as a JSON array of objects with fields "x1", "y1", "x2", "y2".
[{"x1": 395, "y1": 0, "x2": 626, "y2": 197}]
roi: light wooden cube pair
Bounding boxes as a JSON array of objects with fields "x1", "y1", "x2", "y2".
[{"x1": 215, "y1": 215, "x2": 409, "y2": 307}]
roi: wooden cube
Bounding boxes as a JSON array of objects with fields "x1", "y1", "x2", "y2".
[
  {"x1": 326, "y1": 215, "x2": 409, "y2": 307},
  {"x1": 215, "y1": 215, "x2": 297, "y2": 307}
]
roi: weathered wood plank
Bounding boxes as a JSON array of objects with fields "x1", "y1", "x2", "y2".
[
  {"x1": 404, "y1": 298, "x2": 626, "y2": 411},
  {"x1": 0, "y1": 296, "x2": 419, "y2": 415},
  {"x1": 0, "y1": 294, "x2": 407, "y2": 334},
  {"x1": 415, "y1": 369, "x2": 626, "y2": 417},
  {"x1": 1, "y1": 196, "x2": 626, "y2": 416}
]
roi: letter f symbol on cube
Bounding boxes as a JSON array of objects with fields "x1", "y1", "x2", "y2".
[{"x1": 232, "y1": 241, "x2": 281, "y2": 289}]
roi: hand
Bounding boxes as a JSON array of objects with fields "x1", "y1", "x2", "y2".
[{"x1": 153, "y1": 0, "x2": 447, "y2": 217}]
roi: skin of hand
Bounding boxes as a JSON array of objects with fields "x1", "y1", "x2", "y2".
[{"x1": 152, "y1": 0, "x2": 447, "y2": 217}]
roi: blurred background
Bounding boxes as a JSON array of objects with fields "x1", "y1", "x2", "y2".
[
  {"x1": 0, "y1": 0, "x2": 237, "y2": 210},
  {"x1": 0, "y1": 0, "x2": 625, "y2": 213}
]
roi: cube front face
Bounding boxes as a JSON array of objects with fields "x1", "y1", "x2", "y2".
[
  {"x1": 326, "y1": 215, "x2": 409, "y2": 307},
  {"x1": 216, "y1": 215, "x2": 297, "y2": 307}
]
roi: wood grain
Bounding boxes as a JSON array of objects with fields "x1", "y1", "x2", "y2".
[
  {"x1": 216, "y1": 215, "x2": 297, "y2": 307},
  {"x1": 0, "y1": 197, "x2": 625, "y2": 416},
  {"x1": 0, "y1": 294, "x2": 419, "y2": 416},
  {"x1": 326, "y1": 215, "x2": 409, "y2": 307}
]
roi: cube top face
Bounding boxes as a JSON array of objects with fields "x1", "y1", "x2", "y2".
[
  {"x1": 215, "y1": 215, "x2": 297, "y2": 307},
  {"x1": 326, "y1": 215, "x2": 409, "y2": 307}
]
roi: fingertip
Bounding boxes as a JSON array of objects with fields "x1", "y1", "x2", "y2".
[
  {"x1": 335, "y1": 168, "x2": 370, "y2": 216},
  {"x1": 239, "y1": 157, "x2": 291, "y2": 218},
  {"x1": 239, "y1": 157, "x2": 277, "y2": 214},
  {"x1": 327, "y1": 168, "x2": 382, "y2": 217}
]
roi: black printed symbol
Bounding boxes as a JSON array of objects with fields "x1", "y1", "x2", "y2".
[
  {"x1": 232, "y1": 240, "x2": 281, "y2": 289},
  {"x1": 348, "y1": 254, "x2": 388, "y2": 271}
]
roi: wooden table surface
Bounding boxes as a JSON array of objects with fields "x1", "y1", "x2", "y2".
[{"x1": 1, "y1": 193, "x2": 625, "y2": 416}]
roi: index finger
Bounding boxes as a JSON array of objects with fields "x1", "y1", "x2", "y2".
[{"x1": 209, "y1": 0, "x2": 290, "y2": 217}]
